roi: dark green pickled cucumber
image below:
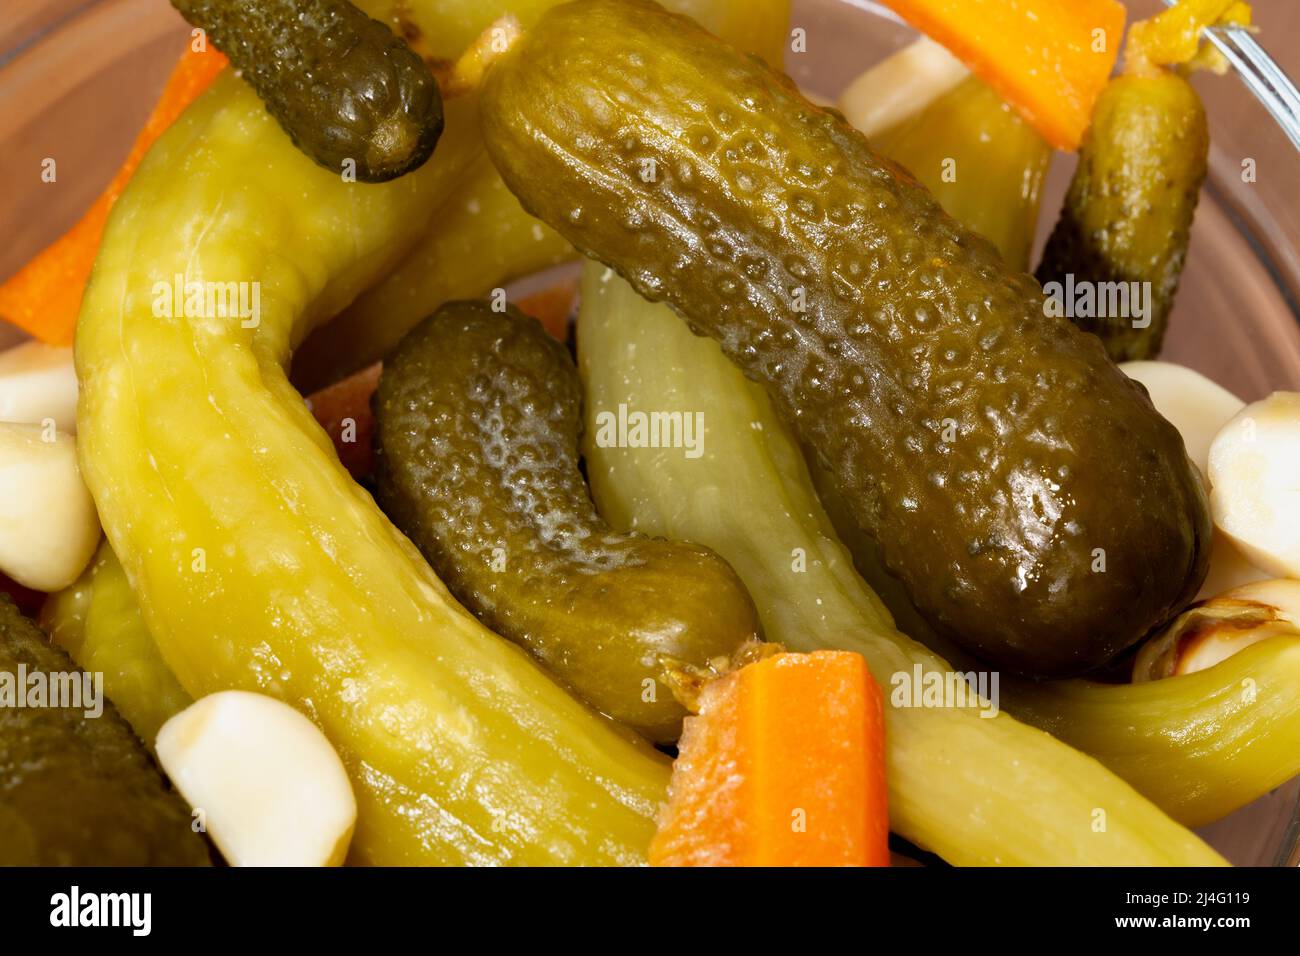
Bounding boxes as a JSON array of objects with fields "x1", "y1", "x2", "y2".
[
  {"x1": 0, "y1": 597, "x2": 209, "y2": 866},
  {"x1": 372, "y1": 301, "x2": 760, "y2": 740},
  {"x1": 171, "y1": 0, "x2": 442, "y2": 182},
  {"x1": 1036, "y1": 72, "x2": 1208, "y2": 361},
  {"x1": 480, "y1": 0, "x2": 1211, "y2": 677}
]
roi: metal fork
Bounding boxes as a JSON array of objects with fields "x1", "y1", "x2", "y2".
[{"x1": 1162, "y1": 1, "x2": 1300, "y2": 152}]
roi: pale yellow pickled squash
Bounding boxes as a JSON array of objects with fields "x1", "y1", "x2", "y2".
[
  {"x1": 387, "y1": 0, "x2": 790, "y2": 64},
  {"x1": 74, "y1": 73, "x2": 671, "y2": 866},
  {"x1": 74, "y1": 0, "x2": 796, "y2": 867},
  {"x1": 1005, "y1": 637, "x2": 1300, "y2": 828},
  {"x1": 291, "y1": 154, "x2": 573, "y2": 392}
]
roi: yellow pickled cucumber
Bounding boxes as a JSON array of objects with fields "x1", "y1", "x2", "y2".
[
  {"x1": 293, "y1": 0, "x2": 790, "y2": 392},
  {"x1": 292, "y1": 155, "x2": 573, "y2": 392},
  {"x1": 1004, "y1": 637, "x2": 1300, "y2": 827},
  {"x1": 75, "y1": 74, "x2": 666, "y2": 865},
  {"x1": 871, "y1": 76, "x2": 1050, "y2": 271}
]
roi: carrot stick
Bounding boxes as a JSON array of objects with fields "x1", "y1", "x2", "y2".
[
  {"x1": 304, "y1": 362, "x2": 382, "y2": 480},
  {"x1": 516, "y1": 279, "x2": 578, "y2": 343},
  {"x1": 878, "y1": 0, "x2": 1126, "y2": 151},
  {"x1": 0, "y1": 44, "x2": 228, "y2": 345},
  {"x1": 650, "y1": 650, "x2": 890, "y2": 867}
]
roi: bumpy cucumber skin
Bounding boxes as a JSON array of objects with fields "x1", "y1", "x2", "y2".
[
  {"x1": 1036, "y1": 73, "x2": 1208, "y2": 362},
  {"x1": 172, "y1": 0, "x2": 442, "y2": 182},
  {"x1": 0, "y1": 598, "x2": 209, "y2": 866},
  {"x1": 481, "y1": 0, "x2": 1211, "y2": 677},
  {"x1": 372, "y1": 302, "x2": 760, "y2": 740}
]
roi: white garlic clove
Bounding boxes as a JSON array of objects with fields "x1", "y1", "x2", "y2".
[
  {"x1": 0, "y1": 422, "x2": 100, "y2": 590},
  {"x1": 156, "y1": 690, "x2": 357, "y2": 867},
  {"x1": 0, "y1": 341, "x2": 78, "y2": 433}
]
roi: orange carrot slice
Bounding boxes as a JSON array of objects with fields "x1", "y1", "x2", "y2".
[
  {"x1": 650, "y1": 650, "x2": 890, "y2": 867},
  {"x1": 0, "y1": 44, "x2": 228, "y2": 346},
  {"x1": 878, "y1": 0, "x2": 1126, "y2": 151},
  {"x1": 304, "y1": 362, "x2": 382, "y2": 480},
  {"x1": 516, "y1": 279, "x2": 578, "y2": 343}
]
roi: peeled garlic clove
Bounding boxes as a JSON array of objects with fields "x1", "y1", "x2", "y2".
[
  {"x1": 838, "y1": 37, "x2": 969, "y2": 138},
  {"x1": 0, "y1": 422, "x2": 100, "y2": 591},
  {"x1": 0, "y1": 341, "x2": 78, "y2": 432},
  {"x1": 1120, "y1": 360, "x2": 1244, "y2": 476},
  {"x1": 1208, "y1": 391, "x2": 1300, "y2": 578},
  {"x1": 156, "y1": 690, "x2": 356, "y2": 867},
  {"x1": 1134, "y1": 578, "x2": 1300, "y2": 681}
]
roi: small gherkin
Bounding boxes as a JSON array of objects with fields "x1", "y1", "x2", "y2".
[
  {"x1": 372, "y1": 301, "x2": 760, "y2": 741},
  {"x1": 1037, "y1": 71, "x2": 1209, "y2": 362},
  {"x1": 172, "y1": 0, "x2": 443, "y2": 181}
]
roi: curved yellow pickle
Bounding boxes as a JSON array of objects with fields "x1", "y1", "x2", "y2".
[
  {"x1": 74, "y1": 74, "x2": 669, "y2": 865},
  {"x1": 578, "y1": 264, "x2": 1226, "y2": 866},
  {"x1": 42, "y1": 542, "x2": 191, "y2": 748},
  {"x1": 1004, "y1": 637, "x2": 1300, "y2": 828}
]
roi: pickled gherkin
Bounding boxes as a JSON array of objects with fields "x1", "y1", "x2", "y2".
[
  {"x1": 171, "y1": 0, "x2": 443, "y2": 181},
  {"x1": 481, "y1": 0, "x2": 1211, "y2": 677},
  {"x1": 373, "y1": 302, "x2": 760, "y2": 741},
  {"x1": 1036, "y1": 72, "x2": 1208, "y2": 361},
  {"x1": 0, "y1": 597, "x2": 209, "y2": 866}
]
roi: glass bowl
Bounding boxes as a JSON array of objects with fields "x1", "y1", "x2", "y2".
[{"x1": 1, "y1": 0, "x2": 1297, "y2": 866}]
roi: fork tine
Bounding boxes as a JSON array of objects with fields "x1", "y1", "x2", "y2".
[
  {"x1": 1211, "y1": 28, "x2": 1300, "y2": 151},
  {"x1": 1232, "y1": 33, "x2": 1300, "y2": 116},
  {"x1": 1215, "y1": 25, "x2": 1300, "y2": 114},
  {"x1": 1157, "y1": 0, "x2": 1300, "y2": 152}
]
